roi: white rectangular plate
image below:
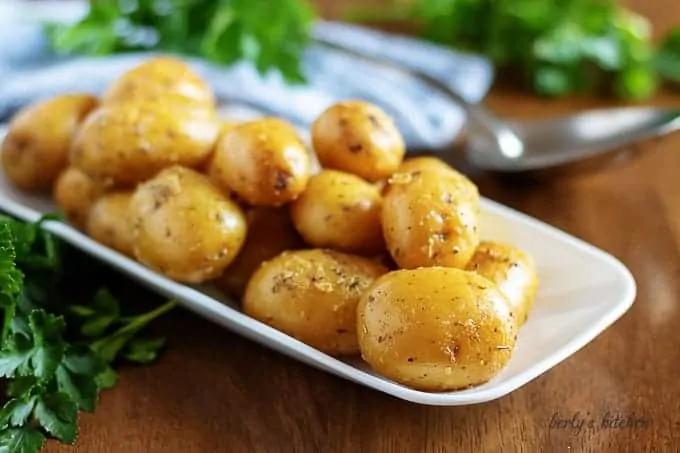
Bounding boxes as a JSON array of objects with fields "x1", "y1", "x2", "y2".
[{"x1": 0, "y1": 127, "x2": 636, "y2": 406}]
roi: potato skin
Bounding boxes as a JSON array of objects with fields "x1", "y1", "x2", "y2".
[
  {"x1": 71, "y1": 102, "x2": 220, "y2": 187},
  {"x1": 209, "y1": 118, "x2": 310, "y2": 206},
  {"x1": 129, "y1": 166, "x2": 247, "y2": 283},
  {"x1": 311, "y1": 101, "x2": 405, "y2": 182},
  {"x1": 86, "y1": 191, "x2": 134, "y2": 256},
  {"x1": 466, "y1": 241, "x2": 538, "y2": 325},
  {"x1": 1, "y1": 94, "x2": 98, "y2": 191},
  {"x1": 216, "y1": 207, "x2": 303, "y2": 297},
  {"x1": 291, "y1": 170, "x2": 384, "y2": 254},
  {"x1": 357, "y1": 267, "x2": 518, "y2": 391},
  {"x1": 382, "y1": 169, "x2": 480, "y2": 269},
  {"x1": 396, "y1": 156, "x2": 455, "y2": 175},
  {"x1": 103, "y1": 57, "x2": 215, "y2": 108},
  {"x1": 243, "y1": 249, "x2": 388, "y2": 356},
  {"x1": 53, "y1": 167, "x2": 104, "y2": 230}
]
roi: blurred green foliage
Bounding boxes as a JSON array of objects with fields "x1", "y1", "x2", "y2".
[
  {"x1": 46, "y1": 0, "x2": 315, "y2": 83},
  {"x1": 46, "y1": 0, "x2": 680, "y2": 98},
  {"x1": 351, "y1": 0, "x2": 680, "y2": 100}
]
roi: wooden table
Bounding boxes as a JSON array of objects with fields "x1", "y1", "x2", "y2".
[{"x1": 46, "y1": 1, "x2": 680, "y2": 452}]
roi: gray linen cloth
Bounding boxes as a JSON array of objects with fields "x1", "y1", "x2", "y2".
[{"x1": 0, "y1": 1, "x2": 494, "y2": 151}]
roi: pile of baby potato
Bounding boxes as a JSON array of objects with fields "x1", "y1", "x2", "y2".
[{"x1": 1, "y1": 57, "x2": 538, "y2": 392}]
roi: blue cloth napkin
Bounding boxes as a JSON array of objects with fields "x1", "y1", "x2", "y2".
[{"x1": 0, "y1": 1, "x2": 494, "y2": 150}]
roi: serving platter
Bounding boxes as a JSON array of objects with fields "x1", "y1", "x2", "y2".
[{"x1": 0, "y1": 124, "x2": 636, "y2": 406}]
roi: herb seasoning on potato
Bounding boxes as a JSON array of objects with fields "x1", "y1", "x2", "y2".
[
  {"x1": 382, "y1": 168, "x2": 480, "y2": 269},
  {"x1": 396, "y1": 156, "x2": 457, "y2": 176},
  {"x1": 311, "y1": 101, "x2": 405, "y2": 182},
  {"x1": 357, "y1": 267, "x2": 518, "y2": 391},
  {"x1": 102, "y1": 57, "x2": 216, "y2": 109},
  {"x1": 1, "y1": 94, "x2": 98, "y2": 191},
  {"x1": 128, "y1": 166, "x2": 247, "y2": 283},
  {"x1": 209, "y1": 118, "x2": 311, "y2": 206},
  {"x1": 291, "y1": 170, "x2": 385, "y2": 254},
  {"x1": 243, "y1": 249, "x2": 388, "y2": 356},
  {"x1": 71, "y1": 102, "x2": 220, "y2": 187},
  {"x1": 466, "y1": 241, "x2": 539, "y2": 325},
  {"x1": 216, "y1": 207, "x2": 303, "y2": 297}
]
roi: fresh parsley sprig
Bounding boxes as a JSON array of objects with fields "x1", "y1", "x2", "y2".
[
  {"x1": 0, "y1": 217, "x2": 176, "y2": 453},
  {"x1": 45, "y1": 0, "x2": 315, "y2": 83},
  {"x1": 348, "y1": 0, "x2": 680, "y2": 100}
]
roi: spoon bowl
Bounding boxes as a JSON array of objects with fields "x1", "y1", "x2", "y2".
[{"x1": 466, "y1": 107, "x2": 680, "y2": 172}]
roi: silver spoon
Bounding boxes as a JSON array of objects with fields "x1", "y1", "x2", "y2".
[{"x1": 313, "y1": 36, "x2": 680, "y2": 172}]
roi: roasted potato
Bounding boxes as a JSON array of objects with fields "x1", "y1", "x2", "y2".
[
  {"x1": 291, "y1": 170, "x2": 384, "y2": 254},
  {"x1": 396, "y1": 156, "x2": 455, "y2": 175},
  {"x1": 466, "y1": 241, "x2": 538, "y2": 326},
  {"x1": 87, "y1": 191, "x2": 134, "y2": 256},
  {"x1": 128, "y1": 166, "x2": 247, "y2": 283},
  {"x1": 1, "y1": 94, "x2": 98, "y2": 191},
  {"x1": 102, "y1": 57, "x2": 215, "y2": 108},
  {"x1": 382, "y1": 169, "x2": 480, "y2": 269},
  {"x1": 311, "y1": 101, "x2": 405, "y2": 182},
  {"x1": 357, "y1": 267, "x2": 518, "y2": 391},
  {"x1": 243, "y1": 249, "x2": 388, "y2": 356},
  {"x1": 209, "y1": 118, "x2": 310, "y2": 206},
  {"x1": 53, "y1": 167, "x2": 104, "y2": 230},
  {"x1": 71, "y1": 102, "x2": 220, "y2": 187},
  {"x1": 216, "y1": 207, "x2": 303, "y2": 297}
]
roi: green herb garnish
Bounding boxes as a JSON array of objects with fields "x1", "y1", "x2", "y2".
[
  {"x1": 0, "y1": 216, "x2": 176, "y2": 453},
  {"x1": 45, "y1": 0, "x2": 315, "y2": 83},
  {"x1": 348, "y1": 0, "x2": 680, "y2": 100}
]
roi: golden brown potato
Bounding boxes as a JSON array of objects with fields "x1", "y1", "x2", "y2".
[
  {"x1": 102, "y1": 57, "x2": 215, "y2": 108},
  {"x1": 86, "y1": 191, "x2": 134, "y2": 256},
  {"x1": 311, "y1": 101, "x2": 405, "y2": 182},
  {"x1": 129, "y1": 166, "x2": 247, "y2": 283},
  {"x1": 357, "y1": 267, "x2": 518, "y2": 391},
  {"x1": 209, "y1": 118, "x2": 310, "y2": 206},
  {"x1": 290, "y1": 170, "x2": 384, "y2": 254},
  {"x1": 1, "y1": 94, "x2": 98, "y2": 191},
  {"x1": 216, "y1": 207, "x2": 303, "y2": 297},
  {"x1": 71, "y1": 102, "x2": 220, "y2": 187},
  {"x1": 396, "y1": 156, "x2": 455, "y2": 175},
  {"x1": 466, "y1": 241, "x2": 538, "y2": 326},
  {"x1": 382, "y1": 169, "x2": 480, "y2": 269},
  {"x1": 243, "y1": 249, "x2": 388, "y2": 356},
  {"x1": 53, "y1": 167, "x2": 104, "y2": 230}
]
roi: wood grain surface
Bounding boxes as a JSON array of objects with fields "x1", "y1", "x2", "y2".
[{"x1": 44, "y1": 1, "x2": 680, "y2": 452}]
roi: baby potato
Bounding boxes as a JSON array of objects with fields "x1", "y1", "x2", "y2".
[
  {"x1": 53, "y1": 167, "x2": 104, "y2": 230},
  {"x1": 382, "y1": 169, "x2": 480, "y2": 269},
  {"x1": 103, "y1": 57, "x2": 215, "y2": 108},
  {"x1": 216, "y1": 207, "x2": 303, "y2": 297},
  {"x1": 291, "y1": 170, "x2": 384, "y2": 254},
  {"x1": 243, "y1": 249, "x2": 388, "y2": 356},
  {"x1": 71, "y1": 102, "x2": 220, "y2": 187},
  {"x1": 357, "y1": 267, "x2": 518, "y2": 391},
  {"x1": 1, "y1": 94, "x2": 98, "y2": 191},
  {"x1": 396, "y1": 156, "x2": 456, "y2": 175},
  {"x1": 209, "y1": 118, "x2": 310, "y2": 206},
  {"x1": 129, "y1": 166, "x2": 247, "y2": 283},
  {"x1": 311, "y1": 101, "x2": 405, "y2": 182},
  {"x1": 86, "y1": 191, "x2": 134, "y2": 256},
  {"x1": 466, "y1": 241, "x2": 538, "y2": 326}
]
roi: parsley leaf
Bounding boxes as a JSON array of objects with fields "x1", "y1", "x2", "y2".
[
  {"x1": 656, "y1": 27, "x2": 680, "y2": 84},
  {"x1": 0, "y1": 214, "x2": 175, "y2": 452},
  {"x1": 0, "y1": 427, "x2": 45, "y2": 453},
  {"x1": 33, "y1": 393, "x2": 78, "y2": 443}
]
